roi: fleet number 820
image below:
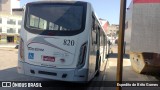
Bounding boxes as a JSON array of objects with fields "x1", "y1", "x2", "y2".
[{"x1": 63, "y1": 39, "x2": 75, "y2": 46}]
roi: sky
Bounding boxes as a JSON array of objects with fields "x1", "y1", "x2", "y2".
[{"x1": 20, "y1": 0, "x2": 132, "y2": 24}]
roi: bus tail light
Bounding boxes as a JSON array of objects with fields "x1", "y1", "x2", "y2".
[
  {"x1": 77, "y1": 42, "x2": 87, "y2": 68},
  {"x1": 20, "y1": 38, "x2": 24, "y2": 61}
]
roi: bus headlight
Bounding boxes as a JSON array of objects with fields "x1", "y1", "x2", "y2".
[{"x1": 77, "y1": 42, "x2": 87, "y2": 68}]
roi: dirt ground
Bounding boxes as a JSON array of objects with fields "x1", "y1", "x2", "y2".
[{"x1": 0, "y1": 48, "x2": 18, "y2": 70}]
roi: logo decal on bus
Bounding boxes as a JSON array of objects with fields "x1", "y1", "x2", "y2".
[
  {"x1": 28, "y1": 53, "x2": 34, "y2": 59},
  {"x1": 42, "y1": 55, "x2": 55, "y2": 62},
  {"x1": 28, "y1": 47, "x2": 44, "y2": 52}
]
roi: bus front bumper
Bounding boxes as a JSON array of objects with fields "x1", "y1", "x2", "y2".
[{"x1": 17, "y1": 61, "x2": 88, "y2": 82}]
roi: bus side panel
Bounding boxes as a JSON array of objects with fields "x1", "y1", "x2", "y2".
[
  {"x1": 86, "y1": 4, "x2": 98, "y2": 81},
  {"x1": 17, "y1": 8, "x2": 27, "y2": 74}
]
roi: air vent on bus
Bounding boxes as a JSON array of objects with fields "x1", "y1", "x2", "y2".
[{"x1": 38, "y1": 71, "x2": 57, "y2": 76}]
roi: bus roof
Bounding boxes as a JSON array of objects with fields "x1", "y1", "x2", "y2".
[{"x1": 27, "y1": 1, "x2": 89, "y2": 5}]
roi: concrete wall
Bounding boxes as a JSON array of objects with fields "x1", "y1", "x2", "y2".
[
  {"x1": 125, "y1": 1, "x2": 133, "y2": 53},
  {"x1": 0, "y1": 0, "x2": 20, "y2": 14},
  {"x1": 0, "y1": 0, "x2": 11, "y2": 14},
  {"x1": 125, "y1": 2, "x2": 160, "y2": 53}
]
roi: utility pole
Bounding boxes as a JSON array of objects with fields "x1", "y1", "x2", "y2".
[{"x1": 116, "y1": 0, "x2": 126, "y2": 90}]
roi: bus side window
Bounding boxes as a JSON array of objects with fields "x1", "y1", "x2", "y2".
[
  {"x1": 96, "y1": 26, "x2": 100, "y2": 46},
  {"x1": 92, "y1": 18, "x2": 96, "y2": 30},
  {"x1": 100, "y1": 31, "x2": 103, "y2": 46},
  {"x1": 92, "y1": 15, "x2": 97, "y2": 45},
  {"x1": 29, "y1": 14, "x2": 47, "y2": 30},
  {"x1": 92, "y1": 14, "x2": 100, "y2": 46}
]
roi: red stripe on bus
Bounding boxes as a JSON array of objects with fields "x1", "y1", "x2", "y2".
[{"x1": 134, "y1": 0, "x2": 160, "y2": 3}]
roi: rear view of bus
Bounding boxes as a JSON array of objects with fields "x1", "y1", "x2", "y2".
[{"x1": 17, "y1": 1, "x2": 90, "y2": 81}]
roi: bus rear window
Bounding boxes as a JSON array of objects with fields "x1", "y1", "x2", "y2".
[{"x1": 26, "y1": 4, "x2": 83, "y2": 31}]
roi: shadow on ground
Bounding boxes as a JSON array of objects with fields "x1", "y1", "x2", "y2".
[
  {"x1": 104, "y1": 65, "x2": 160, "y2": 90},
  {"x1": 0, "y1": 67, "x2": 103, "y2": 90},
  {"x1": 107, "y1": 53, "x2": 129, "y2": 59},
  {"x1": 142, "y1": 72, "x2": 160, "y2": 81}
]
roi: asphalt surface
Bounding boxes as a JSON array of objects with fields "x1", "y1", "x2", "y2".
[
  {"x1": 0, "y1": 46, "x2": 160, "y2": 90},
  {"x1": 0, "y1": 48, "x2": 108, "y2": 90},
  {"x1": 102, "y1": 45, "x2": 160, "y2": 90}
]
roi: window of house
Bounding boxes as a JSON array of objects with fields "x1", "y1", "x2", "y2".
[
  {"x1": 7, "y1": 19, "x2": 16, "y2": 25},
  {"x1": 0, "y1": 18, "x2": 2, "y2": 23},
  {"x1": 18, "y1": 20, "x2": 21, "y2": 25},
  {"x1": 18, "y1": 28, "x2": 21, "y2": 33},
  {"x1": 7, "y1": 28, "x2": 16, "y2": 33},
  {"x1": 0, "y1": 27, "x2": 2, "y2": 32}
]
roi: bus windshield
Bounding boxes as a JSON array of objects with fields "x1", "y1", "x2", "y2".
[{"x1": 26, "y1": 4, "x2": 84, "y2": 31}]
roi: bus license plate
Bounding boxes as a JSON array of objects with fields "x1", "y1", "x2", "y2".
[{"x1": 42, "y1": 56, "x2": 55, "y2": 62}]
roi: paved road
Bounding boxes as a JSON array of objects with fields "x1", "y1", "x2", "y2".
[
  {"x1": 102, "y1": 45, "x2": 160, "y2": 90},
  {"x1": 0, "y1": 47, "x2": 160, "y2": 90},
  {"x1": 0, "y1": 48, "x2": 107, "y2": 90}
]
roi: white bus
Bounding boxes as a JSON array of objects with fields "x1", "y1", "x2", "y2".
[{"x1": 17, "y1": 1, "x2": 108, "y2": 82}]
